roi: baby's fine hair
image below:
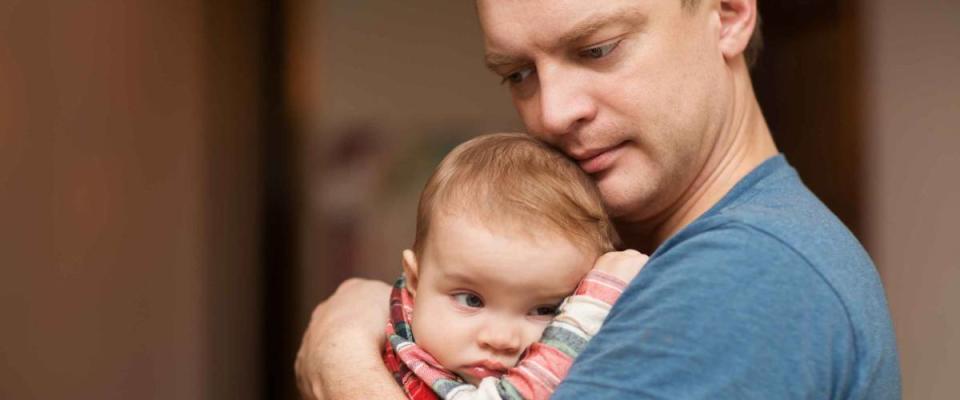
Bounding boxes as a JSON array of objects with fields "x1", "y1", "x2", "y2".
[{"x1": 412, "y1": 132, "x2": 620, "y2": 255}]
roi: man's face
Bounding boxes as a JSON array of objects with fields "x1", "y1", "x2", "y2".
[{"x1": 477, "y1": 0, "x2": 731, "y2": 222}]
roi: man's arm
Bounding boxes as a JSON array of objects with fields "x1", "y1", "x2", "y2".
[{"x1": 295, "y1": 278, "x2": 406, "y2": 400}]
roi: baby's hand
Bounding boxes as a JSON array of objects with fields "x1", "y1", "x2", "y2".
[{"x1": 592, "y1": 249, "x2": 649, "y2": 284}]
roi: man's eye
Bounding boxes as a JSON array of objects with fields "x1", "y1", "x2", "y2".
[
  {"x1": 452, "y1": 293, "x2": 484, "y2": 308},
  {"x1": 500, "y1": 67, "x2": 534, "y2": 85},
  {"x1": 580, "y1": 40, "x2": 621, "y2": 59},
  {"x1": 529, "y1": 305, "x2": 558, "y2": 317}
]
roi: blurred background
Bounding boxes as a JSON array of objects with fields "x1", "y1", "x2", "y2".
[{"x1": 1, "y1": 0, "x2": 956, "y2": 399}]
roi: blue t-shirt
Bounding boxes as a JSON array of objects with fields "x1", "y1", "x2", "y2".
[{"x1": 552, "y1": 155, "x2": 901, "y2": 399}]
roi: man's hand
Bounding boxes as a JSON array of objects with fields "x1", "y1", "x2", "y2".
[
  {"x1": 294, "y1": 278, "x2": 399, "y2": 400},
  {"x1": 593, "y1": 249, "x2": 649, "y2": 284}
]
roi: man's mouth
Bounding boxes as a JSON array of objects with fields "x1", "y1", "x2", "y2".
[{"x1": 572, "y1": 142, "x2": 627, "y2": 174}]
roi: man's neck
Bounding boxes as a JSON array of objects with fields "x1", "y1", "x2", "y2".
[{"x1": 619, "y1": 62, "x2": 778, "y2": 253}]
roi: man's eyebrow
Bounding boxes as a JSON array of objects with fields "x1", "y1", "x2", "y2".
[
  {"x1": 484, "y1": 9, "x2": 646, "y2": 72},
  {"x1": 484, "y1": 52, "x2": 524, "y2": 72},
  {"x1": 557, "y1": 9, "x2": 646, "y2": 46}
]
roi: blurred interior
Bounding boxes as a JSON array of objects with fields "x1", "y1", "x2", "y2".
[{"x1": 1, "y1": 0, "x2": 957, "y2": 399}]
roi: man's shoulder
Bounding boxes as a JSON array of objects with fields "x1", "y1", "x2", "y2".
[
  {"x1": 574, "y1": 219, "x2": 886, "y2": 399},
  {"x1": 643, "y1": 218, "x2": 840, "y2": 305},
  {"x1": 654, "y1": 165, "x2": 890, "y2": 331},
  {"x1": 624, "y1": 161, "x2": 901, "y2": 398},
  {"x1": 554, "y1": 158, "x2": 900, "y2": 399},
  {"x1": 659, "y1": 155, "x2": 879, "y2": 302}
]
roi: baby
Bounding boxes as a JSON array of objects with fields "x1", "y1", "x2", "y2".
[{"x1": 382, "y1": 133, "x2": 648, "y2": 400}]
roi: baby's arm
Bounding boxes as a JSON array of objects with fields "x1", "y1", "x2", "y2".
[{"x1": 448, "y1": 250, "x2": 649, "y2": 400}]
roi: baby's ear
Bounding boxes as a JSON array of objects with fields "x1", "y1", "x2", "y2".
[{"x1": 401, "y1": 249, "x2": 420, "y2": 296}]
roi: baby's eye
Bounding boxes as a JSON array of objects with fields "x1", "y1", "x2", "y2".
[
  {"x1": 529, "y1": 305, "x2": 559, "y2": 317},
  {"x1": 452, "y1": 293, "x2": 484, "y2": 308}
]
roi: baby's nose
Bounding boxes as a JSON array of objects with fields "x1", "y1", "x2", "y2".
[{"x1": 477, "y1": 320, "x2": 524, "y2": 355}]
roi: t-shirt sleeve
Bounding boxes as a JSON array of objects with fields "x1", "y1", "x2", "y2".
[{"x1": 551, "y1": 222, "x2": 857, "y2": 399}]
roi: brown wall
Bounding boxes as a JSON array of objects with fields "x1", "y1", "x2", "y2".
[
  {"x1": 753, "y1": 0, "x2": 865, "y2": 238},
  {"x1": 863, "y1": 1, "x2": 960, "y2": 398},
  {"x1": 0, "y1": 1, "x2": 262, "y2": 399}
]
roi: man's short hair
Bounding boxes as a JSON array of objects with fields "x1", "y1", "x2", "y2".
[
  {"x1": 412, "y1": 133, "x2": 620, "y2": 256},
  {"x1": 683, "y1": 0, "x2": 764, "y2": 67}
]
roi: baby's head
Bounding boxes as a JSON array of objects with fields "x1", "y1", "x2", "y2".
[{"x1": 401, "y1": 133, "x2": 619, "y2": 385}]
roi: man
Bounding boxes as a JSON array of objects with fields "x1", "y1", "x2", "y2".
[{"x1": 295, "y1": 0, "x2": 901, "y2": 398}]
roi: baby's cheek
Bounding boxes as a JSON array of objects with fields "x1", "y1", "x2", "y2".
[{"x1": 410, "y1": 301, "x2": 460, "y2": 366}]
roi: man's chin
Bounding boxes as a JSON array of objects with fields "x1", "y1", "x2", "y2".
[{"x1": 597, "y1": 176, "x2": 658, "y2": 219}]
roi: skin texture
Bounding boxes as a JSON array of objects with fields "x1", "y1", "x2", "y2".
[
  {"x1": 295, "y1": 1, "x2": 776, "y2": 398},
  {"x1": 294, "y1": 278, "x2": 402, "y2": 400},
  {"x1": 401, "y1": 215, "x2": 596, "y2": 385}
]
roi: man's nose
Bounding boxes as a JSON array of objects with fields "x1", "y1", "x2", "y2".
[
  {"x1": 477, "y1": 319, "x2": 524, "y2": 356},
  {"x1": 536, "y1": 63, "x2": 597, "y2": 138}
]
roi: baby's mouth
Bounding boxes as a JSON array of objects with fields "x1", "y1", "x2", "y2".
[{"x1": 461, "y1": 360, "x2": 508, "y2": 381}]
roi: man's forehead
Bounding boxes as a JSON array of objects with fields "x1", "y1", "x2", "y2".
[
  {"x1": 479, "y1": 1, "x2": 647, "y2": 70},
  {"x1": 478, "y1": 0, "x2": 647, "y2": 54}
]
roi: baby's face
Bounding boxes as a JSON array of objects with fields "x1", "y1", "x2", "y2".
[{"x1": 407, "y1": 215, "x2": 597, "y2": 385}]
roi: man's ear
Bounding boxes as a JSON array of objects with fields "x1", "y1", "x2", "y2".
[
  {"x1": 401, "y1": 249, "x2": 420, "y2": 297},
  {"x1": 717, "y1": 0, "x2": 758, "y2": 61}
]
